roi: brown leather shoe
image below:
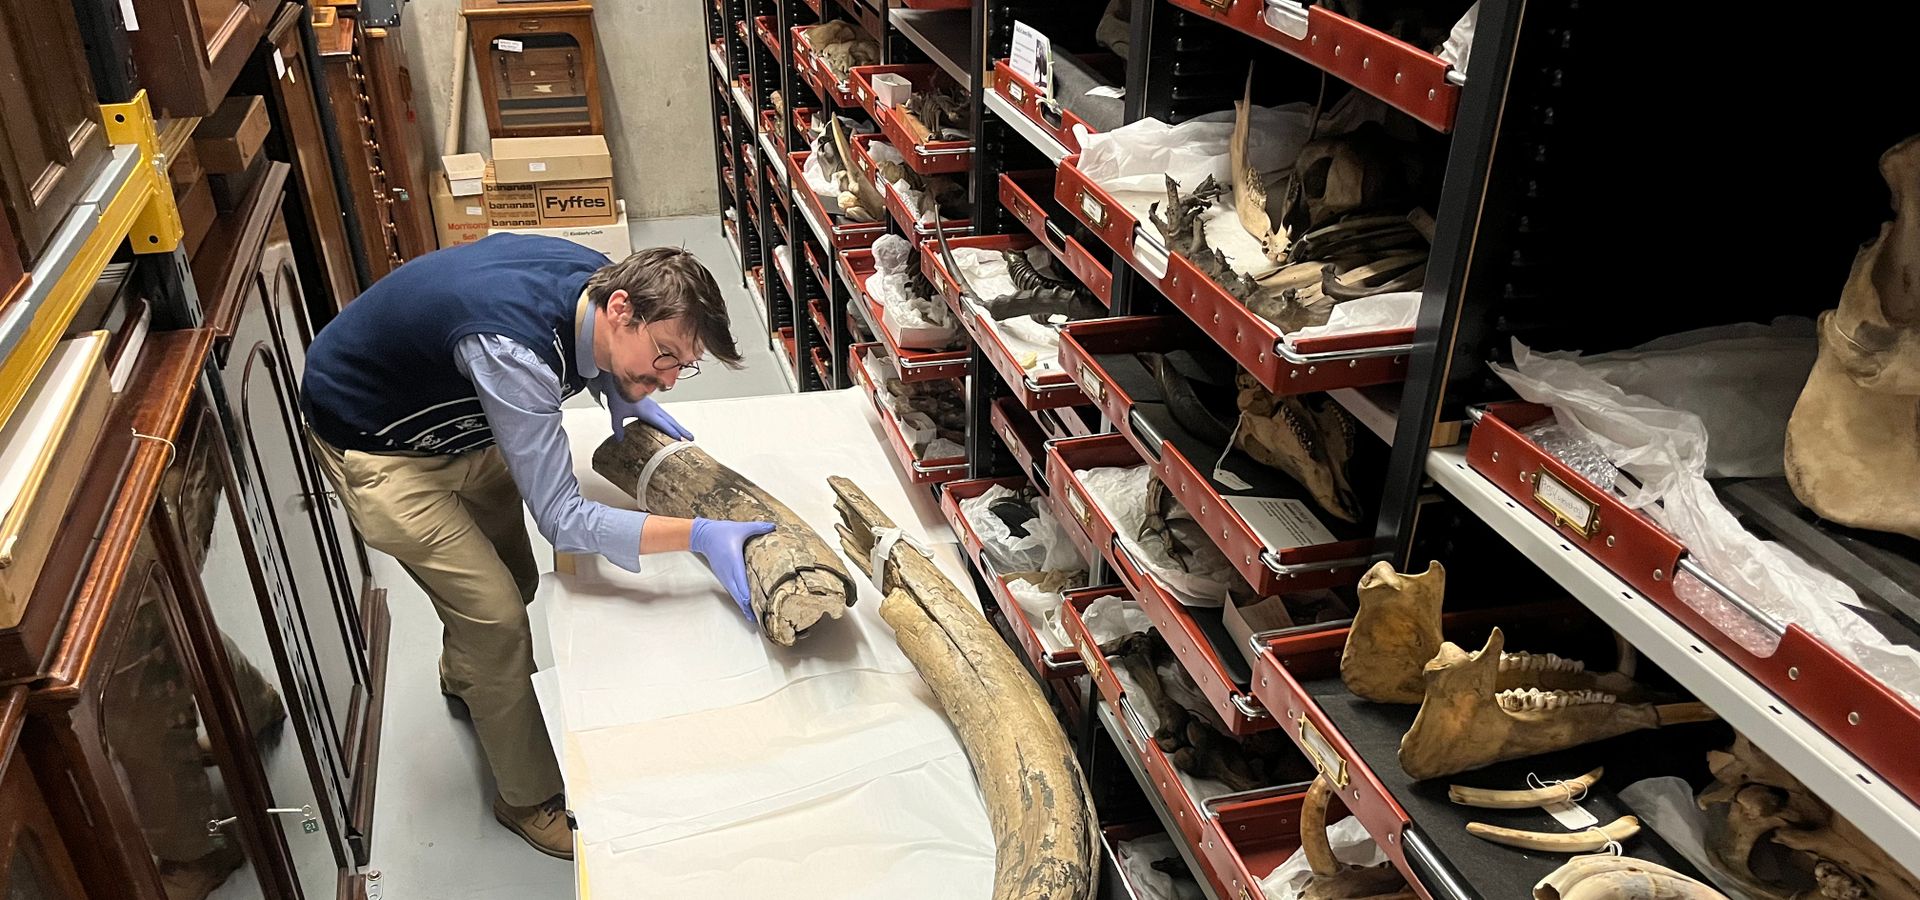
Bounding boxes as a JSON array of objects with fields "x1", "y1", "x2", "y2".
[{"x1": 493, "y1": 794, "x2": 574, "y2": 860}]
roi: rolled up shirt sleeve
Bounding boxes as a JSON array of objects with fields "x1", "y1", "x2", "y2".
[{"x1": 454, "y1": 333, "x2": 647, "y2": 572}]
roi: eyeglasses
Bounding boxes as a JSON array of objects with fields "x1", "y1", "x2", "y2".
[{"x1": 637, "y1": 317, "x2": 702, "y2": 377}]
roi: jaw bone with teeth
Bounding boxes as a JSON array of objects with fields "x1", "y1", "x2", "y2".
[
  {"x1": 1234, "y1": 374, "x2": 1363, "y2": 523},
  {"x1": 1398, "y1": 628, "x2": 1715, "y2": 780},
  {"x1": 1341, "y1": 561, "x2": 1644, "y2": 705}
]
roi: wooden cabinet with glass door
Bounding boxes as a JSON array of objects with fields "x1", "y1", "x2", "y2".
[
  {"x1": 0, "y1": 0, "x2": 112, "y2": 272},
  {"x1": 0, "y1": 687, "x2": 88, "y2": 900}
]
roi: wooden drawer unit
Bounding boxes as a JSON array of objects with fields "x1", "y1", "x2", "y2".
[{"x1": 463, "y1": 0, "x2": 604, "y2": 138}]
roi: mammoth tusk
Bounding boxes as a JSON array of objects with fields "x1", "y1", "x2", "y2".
[
  {"x1": 1535, "y1": 853, "x2": 1729, "y2": 900},
  {"x1": 1467, "y1": 815, "x2": 1641, "y2": 853},
  {"x1": 1302, "y1": 774, "x2": 1342, "y2": 878},
  {"x1": 1450, "y1": 768, "x2": 1605, "y2": 809}
]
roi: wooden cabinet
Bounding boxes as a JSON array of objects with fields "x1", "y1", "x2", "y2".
[
  {"x1": 195, "y1": 161, "x2": 387, "y2": 866},
  {"x1": 463, "y1": 0, "x2": 604, "y2": 138},
  {"x1": 127, "y1": 0, "x2": 278, "y2": 117},
  {"x1": 0, "y1": 688, "x2": 87, "y2": 900},
  {"x1": 316, "y1": 6, "x2": 436, "y2": 286},
  {"x1": 247, "y1": 4, "x2": 363, "y2": 316},
  {"x1": 0, "y1": 0, "x2": 111, "y2": 271}
]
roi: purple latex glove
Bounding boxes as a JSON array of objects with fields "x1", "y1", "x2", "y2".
[
  {"x1": 609, "y1": 393, "x2": 693, "y2": 441},
  {"x1": 689, "y1": 518, "x2": 777, "y2": 619}
]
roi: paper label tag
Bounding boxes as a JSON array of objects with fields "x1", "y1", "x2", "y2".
[
  {"x1": 496, "y1": 38, "x2": 524, "y2": 53},
  {"x1": 528, "y1": 161, "x2": 548, "y2": 172},
  {"x1": 1534, "y1": 470, "x2": 1597, "y2": 537},
  {"x1": 1224, "y1": 496, "x2": 1338, "y2": 549},
  {"x1": 272, "y1": 49, "x2": 288, "y2": 80},
  {"x1": 466, "y1": 206, "x2": 484, "y2": 216},
  {"x1": 1009, "y1": 22, "x2": 1052, "y2": 95},
  {"x1": 1087, "y1": 85, "x2": 1126, "y2": 99},
  {"x1": 1078, "y1": 192, "x2": 1107, "y2": 228},
  {"x1": 1066, "y1": 487, "x2": 1089, "y2": 526},
  {"x1": 118, "y1": 0, "x2": 139, "y2": 30},
  {"x1": 1544, "y1": 799, "x2": 1600, "y2": 830}
]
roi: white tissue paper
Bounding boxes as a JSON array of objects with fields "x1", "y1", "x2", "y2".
[
  {"x1": 1007, "y1": 577, "x2": 1072, "y2": 652},
  {"x1": 867, "y1": 234, "x2": 959, "y2": 348},
  {"x1": 1618, "y1": 776, "x2": 1774, "y2": 900},
  {"x1": 1076, "y1": 464, "x2": 1234, "y2": 608},
  {"x1": 1079, "y1": 595, "x2": 1154, "y2": 646},
  {"x1": 1117, "y1": 833, "x2": 1208, "y2": 900},
  {"x1": 1439, "y1": 3, "x2": 1479, "y2": 75},
  {"x1": 1286, "y1": 290, "x2": 1422, "y2": 343},
  {"x1": 1076, "y1": 104, "x2": 1314, "y2": 194},
  {"x1": 1258, "y1": 817, "x2": 1390, "y2": 900},
  {"x1": 1492, "y1": 330, "x2": 1920, "y2": 709}
]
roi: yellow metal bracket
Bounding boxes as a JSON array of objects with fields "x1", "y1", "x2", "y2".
[
  {"x1": 101, "y1": 90, "x2": 182, "y2": 254},
  {"x1": 0, "y1": 91, "x2": 184, "y2": 430}
]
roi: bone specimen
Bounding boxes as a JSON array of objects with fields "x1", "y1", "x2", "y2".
[
  {"x1": 830, "y1": 118, "x2": 884, "y2": 223},
  {"x1": 1533, "y1": 854, "x2": 1731, "y2": 900},
  {"x1": 1467, "y1": 815, "x2": 1642, "y2": 853},
  {"x1": 1099, "y1": 631, "x2": 1308, "y2": 791},
  {"x1": 1450, "y1": 767, "x2": 1605, "y2": 810},
  {"x1": 1230, "y1": 70, "x2": 1290, "y2": 264},
  {"x1": 1299, "y1": 774, "x2": 1417, "y2": 900},
  {"x1": 1234, "y1": 374, "x2": 1362, "y2": 523},
  {"x1": 593, "y1": 423, "x2": 854, "y2": 646},
  {"x1": 1398, "y1": 629, "x2": 1715, "y2": 780},
  {"x1": 1699, "y1": 735, "x2": 1920, "y2": 900},
  {"x1": 802, "y1": 21, "x2": 878, "y2": 81},
  {"x1": 1784, "y1": 134, "x2": 1920, "y2": 540},
  {"x1": 831, "y1": 477, "x2": 1097, "y2": 900},
  {"x1": 1341, "y1": 561, "x2": 1644, "y2": 705}
]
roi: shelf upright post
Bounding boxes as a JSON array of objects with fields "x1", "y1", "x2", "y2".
[{"x1": 1371, "y1": 0, "x2": 1527, "y2": 566}]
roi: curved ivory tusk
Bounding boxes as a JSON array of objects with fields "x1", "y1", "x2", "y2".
[
  {"x1": 1535, "y1": 853, "x2": 1729, "y2": 900},
  {"x1": 1302, "y1": 774, "x2": 1341, "y2": 878},
  {"x1": 1449, "y1": 768, "x2": 1605, "y2": 809},
  {"x1": 1467, "y1": 815, "x2": 1641, "y2": 852}
]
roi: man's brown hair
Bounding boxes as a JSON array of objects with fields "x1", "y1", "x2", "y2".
[{"x1": 586, "y1": 247, "x2": 743, "y2": 366}]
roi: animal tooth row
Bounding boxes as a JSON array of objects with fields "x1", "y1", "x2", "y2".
[
  {"x1": 1494, "y1": 688, "x2": 1619, "y2": 711},
  {"x1": 1498, "y1": 651, "x2": 1586, "y2": 674}
]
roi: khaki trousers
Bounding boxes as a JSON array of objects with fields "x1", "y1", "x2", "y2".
[{"x1": 309, "y1": 435, "x2": 563, "y2": 806}]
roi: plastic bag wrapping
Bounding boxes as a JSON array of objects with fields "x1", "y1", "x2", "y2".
[
  {"x1": 1117, "y1": 833, "x2": 1208, "y2": 900},
  {"x1": 923, "y1": 437, "x2": 964, "y2": 460},
  {"x1": 1112, "y1": 664, "x2": 1236, "y2": 801},
  {"x1": 950, "y1": 245, "x2": 1023, "y2": 299},
  {"x1": 1491, "y1": 337, "x2": 1920, "y2": 709},
  {"x1": 1070, "y1": 594, "x2": 1154, "y2": 649},
  {"x1": 1286, "y1": 290, "x2": 1422, "y2": 343},
  {"x1": 1007, "y1": 577, "x2": 1073, "y2": 652},
  {"x1": 802, "y1": 151, "x2": 840, "y2": 206},
  {"x1": 1075, "y1": 104, "x2": 1314, "y2": 194},
  {"x1": 1537, "y1": 319, "x2": 1819, "y2": 478},
  {"x1": 867, "y1": 234, "x2": 960, "y2": 349},
  {"x1": 1439, "y1": 3, "x2": 1479, "y2": 74},
  {"x1": 1076, "y1": 464, "x2": 1234, "y2": 608},
  {"x1": 989, "y1": 313, "x2": 1069, "y2": 378},
  {"x1": 773, "y1": 244, "x2": 792, "y2": 280},
  {"x1": 1257, "y1": 817, "x2": 1390, "y2": 900},
  {"x1": 958, "y1": 484, "x2": 1081, "y2": 574},
  {"x1": 1618, "y1": 776, "x2": 1774, "y2": 900}
]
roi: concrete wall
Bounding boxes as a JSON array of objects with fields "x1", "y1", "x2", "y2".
[{"x1": 400, "y1": 0, "x2": 720, "y2": 220}]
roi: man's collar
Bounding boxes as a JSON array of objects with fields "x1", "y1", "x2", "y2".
[{"x1": 574, "y1": 289, "x2": 600, "y2": 379}]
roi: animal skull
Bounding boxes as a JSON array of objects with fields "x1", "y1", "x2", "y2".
[
  {"x1": 1700, "y1": 736, "x2": 1920, "y2": 900},
  {"x1": 1398, "y1": 629, "x2": 1713, "y2": 780},
  {"x1": 1234, "y1": 376, "x2": 1362, "y2": 523},
  {"x1": 1534, "y1": 854, "x2": 1730, "y2": 900},
  {"x1": 1341, "y1": 561, "x2": 1643, "y2": 705}
]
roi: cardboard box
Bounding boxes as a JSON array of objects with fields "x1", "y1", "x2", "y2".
[
  {"x1": 433, "y1": 173, "x2": 491, "y2": 249},
  {"x1": 483, "y1": 162, "x2": 617, "y2": 228},
  {"x1": 208, "y1": 152, "x2": 269, "y2": 213},
  {"x1": 442, "y1": 152, "x2": 487, "y2": 196},
  {"x1": 490, "y1": 135, "x2": 612, "y2": 183},
  {"x1": 872, "y1": 73, "x2": 912, "y2": 108},
  {"x1": 492, "y1": 203, "x2": 631, "y2": 260},
  {"x1": 1221, "y1": 593, "x2": 1302, "y2": 670},
  {"x1": 194, "y1": 95, "x2": 270, "y2": 174}
]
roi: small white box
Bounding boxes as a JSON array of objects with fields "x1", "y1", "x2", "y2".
[
  {"x1": 872, "y1": 73, "x2": 913, "y2": 109},
  {"x1": 492, "y1": 201, "x2": 632, "y2": 260},
  {"x1": 441, "y1": 152, "x2": 487, "y2": 197}
]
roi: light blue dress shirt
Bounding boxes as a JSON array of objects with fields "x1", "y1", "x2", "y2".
[{"x1": 452, "y1": 307, "x2": 649, "y2": 571}]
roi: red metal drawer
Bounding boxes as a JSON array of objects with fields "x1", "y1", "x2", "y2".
[
  {"x1": 788, "y1": 152, "x2": 887, "y2": 250},
  {"x1": 1048, "y1": 435, "x2": 1276, "y2": 734},
  {"x1": 920, "y1": 233, "x2": 1088, "y2": 410},
  {"x1": 1000, "y1": 171, "x2": 1113, "y2": 306},
  {"x1": 1059, "y1": 316, "x2": 1373, "y2": 595},
  {"x1": 758, "y1": 108, "x2": 786, "y2": 157},
  {"x1": 939, "y1": 477, "x2": 1085, "y2": 678},
  {"x1": 1466, "y1": 401, "x2": 1920, "y2": 802},
  {"x1": 753, "y1": 15, "x2": 778, "y2": 55},
  {"x1": 989, "y1": 397, "x2": 1049, "y2": 497},
  {"x1": 991, "y1": 59, "x2": 1104, "y2": 156},
  {"x1": 809, "y1": 345, "x2": 831, "y2": 388},
  {"x1": 848, "y1": 64, "x2": 973, "y2": 175},
  {"x1": 850, "y1": 342, "x2": 968, "y2": 484},
  {"x1": 792, "y1": 26, "x2": 861, "y2": 109},
  {"x1": 1167, "y1": 0, "x2": 1459, "y2": 132},
  {"x1": 1057, "y1": 154, "x2": 1155, "y2": 280},
  {"x1": 850, "y1": 134, "x2": 974, "y2": 240},
  {"x1": 840, "y1": 248, "x2": 969, "y2": 381},
  {"x1": 806, "y1": 298, "x2": 833, "y2": 342},
  {"x1": 1200, "y1": 785, "x2": 1319, "y2": 900}
]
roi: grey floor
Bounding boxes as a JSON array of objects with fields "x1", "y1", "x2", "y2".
[{"x1": 366, "y1": 214, "x2": 793, "y2": 898}]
